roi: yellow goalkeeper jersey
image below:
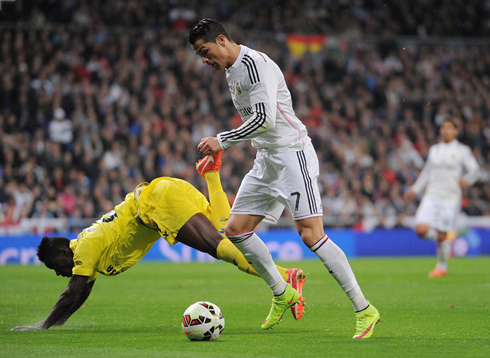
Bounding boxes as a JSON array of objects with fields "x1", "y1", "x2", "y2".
[{"x1": 70, "y1": 177, "x2": 209, "y2": 282}]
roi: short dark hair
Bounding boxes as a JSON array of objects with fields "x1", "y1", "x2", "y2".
[
  {"x1": 37, "y1": 236, "x2": 70, "y2": 263},
  {"x1": 189, "y1": 18, "x2": 233, "y2": 45},
  {"x1": 443, "y1": 117, "x2": 459, "y2": 129}
]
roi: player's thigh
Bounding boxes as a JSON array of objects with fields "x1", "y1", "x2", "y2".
[
  {"x1": 175, "y1": 213, "x2": 222, "y2": 258},
  {"x1": 230, "y1": 163, "x2": 279, "y2": 224}
]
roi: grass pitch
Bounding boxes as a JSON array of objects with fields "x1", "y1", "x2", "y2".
[{"x1": 1, "y1": 257, "x2": 489, "y2": 358}]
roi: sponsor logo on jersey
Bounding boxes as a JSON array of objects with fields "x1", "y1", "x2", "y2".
[
  {"x1": 238, "y1": 107, "x2": 253, "y2": 117},
  {"x1": 106, "y1": 264, "x2": 119, "y2": 275}
]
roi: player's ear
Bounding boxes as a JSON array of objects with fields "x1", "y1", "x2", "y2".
[
  {"x1": 59, "y1": 247, "x2": 71, "y2": 257},
  {"x1": 216, "y1": 34, "x2": 226, "y2": 47}
]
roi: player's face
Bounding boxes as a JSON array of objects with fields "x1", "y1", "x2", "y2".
[
  {"x1": 192, "y1": 38, "x2": 228, "y2": 71},
  {"x1": 440, "y1": 121, "x2": 458, "y2": 143},
  {"x1": 45, "y1": 251, "x2": 74, "y2": 278}
]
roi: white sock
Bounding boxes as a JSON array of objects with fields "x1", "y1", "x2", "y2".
[
  {"x1": 311, "y1": 235, "x2": 368, "y2": 312},
  {"x1": 436, "y1": 240, "x2": 451, "y2": 272},
  {"x1": 227, "y1": 231, "x2": 287, "y2": 296},
  {"x1": 423, "y1": 228, "x2": 438, "y2": 241}
]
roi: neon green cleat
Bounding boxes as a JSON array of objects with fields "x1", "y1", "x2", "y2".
[
  {"x1": 353, "y1": 302, "x2": 380, "y2": 339},
  {"x1": 261, "y1": 284, "x2": 300, "y2": 330}
]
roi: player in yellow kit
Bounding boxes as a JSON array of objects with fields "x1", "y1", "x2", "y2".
[{"x1": 12, "y1": 152, "x2": 305, "y2": 331}]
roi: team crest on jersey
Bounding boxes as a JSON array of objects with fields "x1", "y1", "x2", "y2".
[{"x1": 236, "y1": 82, "x2": 242, "y2": 94}]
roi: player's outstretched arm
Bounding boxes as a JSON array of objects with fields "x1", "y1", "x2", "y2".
[
  {"x1": 12, "y1": 275, "x2": 90, "y2": 331},
  {"x1": 51, "y1": 280, "x2": 95, "y2": 327}
]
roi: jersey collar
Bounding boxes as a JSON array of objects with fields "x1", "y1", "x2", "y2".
[{"x1": 227, "y1": 45, "x2": 246, "y2": 72}]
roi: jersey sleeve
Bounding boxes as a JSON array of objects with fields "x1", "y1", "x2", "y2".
[
  {"x1": 411, "y1": 149, "x2": 431, "y2": 195},
  {"x1": 71, "y1": 230, "x2": 102, "y2": 277},
  {"x1": 218, "y1": 54, "x2": 278, "y2": 148},
  {"x1": 462, "y1": 146, "x2": 480, "y2": 185}
]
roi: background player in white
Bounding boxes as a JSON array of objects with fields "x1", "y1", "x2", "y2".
[
  {"x1": 404, "y1": 118, "x2": 480, "y2": 277},
  {"x1": 189, "y1": 19, "x2": 379, "y2": 338}
]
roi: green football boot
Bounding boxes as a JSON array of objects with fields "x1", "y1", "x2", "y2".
[
  {"x1": 261, "y1": 284, "x2": 300, "y2": 330},
  {"x1": 353, "y1": 302, "x2": 380, "y2": 339}
]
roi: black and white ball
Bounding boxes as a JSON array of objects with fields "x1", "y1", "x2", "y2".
[{"x1": 181, "y1": 301, "x2": 225, "y2": 341}]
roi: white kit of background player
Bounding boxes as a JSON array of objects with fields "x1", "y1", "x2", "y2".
[{"x1": 405, "y1": 119, "x2": 480, "y2": 277}]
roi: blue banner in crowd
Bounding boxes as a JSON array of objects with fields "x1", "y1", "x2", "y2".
[{"x1": 1, "y1": 228, "x2": 489, "y2": 265}]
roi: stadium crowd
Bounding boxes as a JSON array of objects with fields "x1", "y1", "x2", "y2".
[{"x1": 1, "y1": 0, "x2": 490, "y2": 230}]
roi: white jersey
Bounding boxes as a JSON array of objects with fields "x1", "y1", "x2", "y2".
[
  {"x1": 217, "y1": 45, "x2": 310, "y2": 152},
  {"x1": 412, "y1": 140, "x2": 480, "y2": 204}
]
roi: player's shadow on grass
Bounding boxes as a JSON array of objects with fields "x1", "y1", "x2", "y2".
[
  {"x1": 55, "y1": 326, "x2": 177, "y2": 335},
  {"x1": 226, "y1": 327, "x2": 319, "y2": 336}
]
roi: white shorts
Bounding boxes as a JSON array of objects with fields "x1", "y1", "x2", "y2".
[
  {"x1": 230, "y1": 143, "x2": 323, "y2": 224},
  {"x1": 415, "y1": 196, "x2": 460, "y2": 233}
]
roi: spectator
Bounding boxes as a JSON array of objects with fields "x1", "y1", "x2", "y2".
[
  {"x1": 0, "y1": 1, "x2": 489, "y2": 231},
  {"x1": 48, "y1": 108, "x2": 73, "y2": 145}
]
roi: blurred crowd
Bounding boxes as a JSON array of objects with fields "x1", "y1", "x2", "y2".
[
  {"x1": 1, "y1": 0, "x2": 490, "y2": 231},
  {"x1": 3, "y1": 0, "x2": 490, "y2": 37}
]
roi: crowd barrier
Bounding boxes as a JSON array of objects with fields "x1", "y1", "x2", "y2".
[{"x1": 1, "y1": 228, "x2": 489, "y2": 265}]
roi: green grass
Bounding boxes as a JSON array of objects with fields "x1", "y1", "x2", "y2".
[{"x1": 1, "y1": 257, "x2": 490, "y2": 358}]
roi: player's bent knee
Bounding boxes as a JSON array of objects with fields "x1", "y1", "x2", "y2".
[
  {"x1": 298, "y1": 227, "x2": 313, "y2": 243},
  {"x1": 224, "y1": 215, "x2": 263, "y2": 236},
  {"x1": 295, "y1": 216, "x2": 325, "y2": 246},
  {"x1": 296, "y1": 225, "x2": 325, "y2": 247},
  {"x1": 415, "y1": 225, "x2": 429, "y2": 237},
  {"x1": 223, "y1": 219, "x2": 242, "y2": 236},
  {"x1": 437, "y1": 232, "x2": 448, "y2": 242},
  {"x1": 224, "y1": 226, "x2": 254, "y2": 238}
]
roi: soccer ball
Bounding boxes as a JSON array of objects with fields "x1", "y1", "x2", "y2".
[{"x1": 181, "y1": 301, "x2": 225, "y2": 341}]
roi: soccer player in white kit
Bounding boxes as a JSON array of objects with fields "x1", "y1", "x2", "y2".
[
  {"x1": 189, "y1": 19, "x2": 379, "y2": 338},
  {"x1": 404, "y1": 118, "x2": 480, "y2": 277}
]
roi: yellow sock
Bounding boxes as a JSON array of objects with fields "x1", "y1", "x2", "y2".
[
  {"x1": 216, "y1": 239, "x2": 288, "y2": 280},
  {"x1": 205, "y1": 171, "x2": 230, "y2": 234}
]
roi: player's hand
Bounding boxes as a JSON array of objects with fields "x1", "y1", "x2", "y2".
[
  {"x1": 459, "y1": 178, "x2": 468, "y2": 189},
  {"x1": 403, "y1": 188, "x2": 415, "y2": 202},
  {"x1": 11, "y1": 325, "x2": 43, "y2": 331},
  {"x1": 198, "y1": 137, "x2": 222, "y2": 156}
]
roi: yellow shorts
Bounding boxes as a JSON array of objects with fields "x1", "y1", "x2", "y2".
[{"x1": 137, "y1": 177, "x2": 211, "y2": 245}]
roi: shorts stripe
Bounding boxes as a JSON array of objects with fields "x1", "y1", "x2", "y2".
[
  {"x1": 294, "y1": 212, "x2": 323, "y2": 220},
  {"x1": 296, "y1": 151, "x2": 317, "y2": 214}
]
